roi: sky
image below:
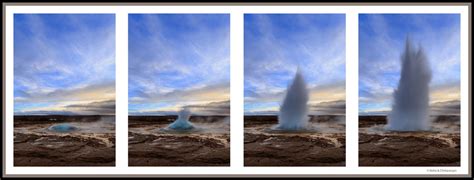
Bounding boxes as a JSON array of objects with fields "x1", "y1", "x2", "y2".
[
  {"x1": 244, "y1": 14, "x2": 346, "y2": 116},
  {"x1": 128, "y1": 14, "x2": 230, "y2": 116},
  {"x1": 359, "y1": 14, "x2": 460, "y2": 115},
  {"x1": 14, "y1": 14, "x2": 116, "y2": 115}
]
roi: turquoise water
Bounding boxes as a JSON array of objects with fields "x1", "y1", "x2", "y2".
[{"x1": 48, "y1": 123, "x2": 78, "y2": 132}]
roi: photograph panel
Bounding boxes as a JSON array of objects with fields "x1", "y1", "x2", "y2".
[
  {"x1": 358, "y1": 14, "x2": 461, "y2": 166},
  {"x1": 127, "y1": 14, "x2": 230, "y2": 166},
  {"x1": 13, "y1": 14, "x2": 116, "y2": 166},
  {"x1": 243, "y1": 14, "x2": 346, "y2": 166}
]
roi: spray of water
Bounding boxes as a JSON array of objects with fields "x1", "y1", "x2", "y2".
[
  {"x1": 167, "y1": 108, "x2": 195, "y2": 130},
  {"x1": 275, "y1": 68, "x2": 310, "y2": 130},
  {"x1": 386, "y1": 37, "x2": 432, "y2": 131}
]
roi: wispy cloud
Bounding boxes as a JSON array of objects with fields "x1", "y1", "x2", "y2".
[
  {"x1": 359, "y1": 14, "x2": 460, "y2": 115},
  {"x1": 14, "y1": 14, "x2": 115, "y2": 115},
  {"x1": 128, "y1": 14, "x2": 230, "y2": 115},
  {"x1": 244, "y1": 14, "x2": 346, "y2": 115}
]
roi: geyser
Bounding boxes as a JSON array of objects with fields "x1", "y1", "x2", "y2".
[
  {"x1": 167, "y1": 108, "x2": 195, "y2": 131},
  {"x1": 386, "y1": 37, "x2": 432, "y2": 131},
  {"x1": 275, "y1": 68, "x2": 310, "y2": 130},
  {"x1": 48, "y1": 123, "x2": 78, "y2": 133}
]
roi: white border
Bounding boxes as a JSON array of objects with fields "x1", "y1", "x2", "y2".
[
  {"x1": 230, "y1": 11, "x2": 244, "y2": 168},
  {"x1": 346, "y1": 11, "x2": 358, "y2": 168},
  {"x1": 4, "y1": 5, "x2": 470, "y2": 176},
  {"x1": 115, "y1": 10, "x2": 128, "y2": 168}
]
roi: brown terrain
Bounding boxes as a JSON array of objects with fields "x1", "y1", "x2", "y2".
[
  {"x1": 14, "y1": 115, "x2": 115, "y2": 166},
  {"x1": 128, "y1": 116, "x2": 230, "y2": 166},
  {"x1": 244, "y1": 115, "x2": 346, "y2": 166},
  {"x1": 359, "y1": 115, "x2": 460, "y2": 166}
]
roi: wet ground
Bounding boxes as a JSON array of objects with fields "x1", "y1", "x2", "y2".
[
  {"x1": 244, "y1": 115, "x2": 346, "y2": 166},
  {"x1": 359, "y1": 116, "x2": 460, "y2": 166},
  {"x1": 14, "y1": 116, "x2": 115, "y2": 166},
  {"x1": 128, "y1": 116, "x2": 230, "y2": 166}
]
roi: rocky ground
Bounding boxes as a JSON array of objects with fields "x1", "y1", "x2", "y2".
[
  {"x1": 14, "y1": 116, "x2": 115, "y2": 166},
  {"x1": 359, "y1": 116, "x2": 460, "y2": 166},
  {"x1": 128, "y1": 116, "x2": 230, "y2": 166},
  {"x1": 244, "y1": 115, "x2": 346, "y2": 166}
]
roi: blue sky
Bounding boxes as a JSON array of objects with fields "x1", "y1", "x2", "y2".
[
  {"x1": 128, "y1": 14, "x2": 230, "y2": 116},
  {"x1": 244, "y1": 14, "x2": 346, "y2": 115},
  {"x1": 14, "y1": 14, "x2": 115, "y2": 115},
  {"x1": 359, "y1": 14, "x2": 460, "y2": 115}
]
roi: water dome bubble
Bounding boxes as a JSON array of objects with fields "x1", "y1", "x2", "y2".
[
  {"x1": 167, "y1": 108, "x2": 195, "y2": 131},
  {"x1": 48, "y1": 123, "x2": 78, "y2": 133}
]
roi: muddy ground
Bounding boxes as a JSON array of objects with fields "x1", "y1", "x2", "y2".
[
  {"x1": 359, "y1": 116, "x2": 460, "y2": 166},
  {"x1": 244, "y1": 115, "x2": 346, "y2": 166},
  {"x1": 128, "y1": 116, "x2": 230, "y2": 166},
  {"x1": 14, "y1": 115, "x2": 115, "y2": 166}
]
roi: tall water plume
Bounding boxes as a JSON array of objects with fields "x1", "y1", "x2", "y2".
[
  {"x1": 275, "y1": 68, "x2": 310, "y2": 130},
  {"x1": 386, "y1": 37, "x2": 432, "y2": 131}
]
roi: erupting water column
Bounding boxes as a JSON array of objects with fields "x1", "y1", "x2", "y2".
[
  {"x1": 275, "y1": 68, "x2": 310, "y2": 131},
  {"x1": 386, "y1": 37, "x2": 432, "y2": 131},
  {"x1": 168, "y1": 108, "x2": 195, "y2": 130}
]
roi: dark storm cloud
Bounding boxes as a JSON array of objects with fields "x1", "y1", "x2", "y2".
[
  {"x1": 14, "y1": 110, "x2": 77, "y2": 116},
  {"x1": 430, "y1": 100, "x2": 460, "y2": 115},
  {"x1": 129, "y1": 100, "x2": 230, "y2": 116},
  {"x1": 65, "y1": 100, "x2": 115, "y2": 115},
  {"x1": 184, "y1": 100, "x2": 230, "y2": 116},
  {"x1": 309, "y1": 100, "x2": 346, "y2": 115}
]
